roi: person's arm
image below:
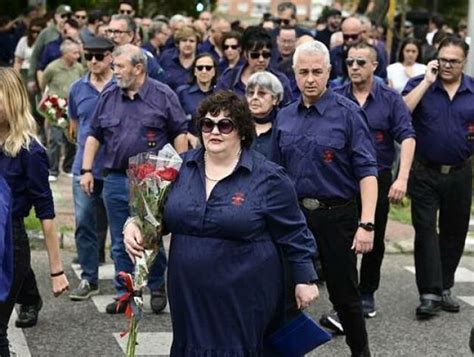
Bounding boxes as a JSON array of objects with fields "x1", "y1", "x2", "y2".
[
  {"x1": 173, "y1": 133, "x2": 188, "y2": 153},
  {"x1": 37, "y1": 70, "x2": 46, "y2": 91},
  {"x1": 13, "y1": 57, "x2": 23, "y2": 72},
  {"x1": 352, "y1": 175, "x2": 378, "y2": 254},
  {"x1": 388, "y1": 138, "x2": 416, "y2": 203},
  {"x1": 403, "y1": 60, "x2": 438, "y2": 112},
  {"x1": 80, "y1": 136, "x2": 100, "y2": 195}
]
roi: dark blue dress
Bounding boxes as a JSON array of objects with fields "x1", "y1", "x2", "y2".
[
  {"x1": 164, "y1": 148, "x2": 317, "y2": 356},
  {"x1": 0, "y1": 176, "x2": 12, "y2": 302}
]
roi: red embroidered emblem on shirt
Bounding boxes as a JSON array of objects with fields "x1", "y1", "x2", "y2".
[
  {"x1": 375, "y1": 131, "x2": 384, "y2": 143},
  {"x1": 323, "y1": 150, "x2": 334, "y2": 163},
  {"x1": 231, "y1": 192, "x2": 245, "y2": 206},
  {"x1": 146, "y1": 129, "x2": 157, "y2": 148},
  {"x1": 467, "y1": 123, "x2": 474, "y2": 141}
]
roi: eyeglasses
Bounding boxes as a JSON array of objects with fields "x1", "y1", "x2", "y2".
[
  {"x1": 438, "y1": 57, "x2": 464, "y2": 67},
  {"x1": 119, "y1": 9, "x2": 133, "y2": 15},
  {"x1": 345, "y1": 58, "x2": 367, "y2": 67},
  {"x1": 75, "y1": 15, "x2": 87, "y2": 20},
  {"x1": 343, "y1": 33, "x2": 360, "y2": 41},
  {"x1": 199, "y1": 118, "x2": 235, "y2": 134},
  {"x1": 274, "y1": 18, "x2": 291, "y2": 26},
  {"x1": 196, "y1": 65, "x2": 214, "y2": 71},
  {"x1": 60, "y1": 13, "x2": 72, "y2": 19},
  {"x1": 106, "y1": 29, "x2": 130, "y2": 36},
  {"x1": 223, "y1": 44, "x2": 239, "y2": 50},
  {"x1": 30, "y1": 29, "x2": 41, "y2": 34},
  {"x1": 84, "y1": 53, "x2": 106, "y2": 61},
  {"x1": 249, "y1": 51, "x2": 272, "y2": 60}
]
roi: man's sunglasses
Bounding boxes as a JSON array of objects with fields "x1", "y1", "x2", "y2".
[
  {"x1": 75, "y1": 15, "x2": 87, "y2": 20},
  {"x1": 274, "y1": 18, "x2": 291, "y2": 26},
  {"x1": 249, "y1": 51, "x2": 272, "y2": 60},
  {"x1": 199, "y1": 118, "x2": 235, "y2": 134},
  {"x1": 223, "y1": 44, "x2": 239, "y2": 50},
  {"x1": 343, "y1": 33, "x2": 360, "y2": 41},
  {"x1": 85, "y1": 53, "x2": 107, "y2": 61},
  {"x1": 196, "y1": 65, "x2": 214, "y2": 71},
  {"x1": 119, "y1": 9, "x2": 133, "y2": 15},
  {"x1": 60, "y1": 13, "x2": 72, "y2": 19},
  {"x1": 345, "y1": 58, "x2": 367, "y2": 67}
]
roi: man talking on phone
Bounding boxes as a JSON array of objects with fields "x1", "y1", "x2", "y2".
[{"x1": 403, "y1": 36, "x2": 474, "y2": 320}]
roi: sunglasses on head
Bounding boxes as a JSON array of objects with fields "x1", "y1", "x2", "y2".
[
  {"x1": 343, "y1": 33, "x2": 359, "y2": 41},
  {"x1": 223, "y1": 44, "x2": 239, "y2": 50},
  {"x1": 84, "y1": 52, "x2": 106, "y2": 61},
  {"x1": 119, "y1": 9, "x2": 133, "y2": 15},
  {"x1": 196, "y1": 65, "x2": 214, "y2": 71},
  {"x1": 199, "y1": 118, "x2": 235, "y2": 134},
  {"x1": 249, "y1": 51, "x2": 272, "y2": 60},
  {"x1": 345, "y1": 58, "x2": 367, "y2": 67},
  {"x1": 275, "y1": 18, "x2": 291, "y2": 26}
]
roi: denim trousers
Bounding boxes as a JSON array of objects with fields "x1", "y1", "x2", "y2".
[{"x1": 102, "y1": 173, "x2": 167, "y2": 294}]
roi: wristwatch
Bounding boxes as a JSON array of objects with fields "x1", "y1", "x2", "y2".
[
  {"x1": 80, "y1": 168, "x2": 92, "y2": 175},
  {"x1": 359, "y1": 222, "x2": 375, "y2": 232}
]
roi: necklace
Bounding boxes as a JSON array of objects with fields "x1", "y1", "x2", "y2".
[{"x1": 204, "y1": 149, "x2": 242, "y2": 182}]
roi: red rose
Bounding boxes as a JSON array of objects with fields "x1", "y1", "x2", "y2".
[
  {"x1": 137, "y1": 163, "x2": 156, "y2": 180},
  {"x1": 156, "y1": 167, "x2": 178, "y2": 182}
]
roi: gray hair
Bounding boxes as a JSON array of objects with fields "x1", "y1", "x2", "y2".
[
  {"x1": 169, "y1": 14, "x2": 186, "y2": 28},
  {"x1": 111, "y1": 14, "x2": 136, "y2": 33},
  {"x1": 293, "y1": 40, "x2": 330, "y2": 67},
  {"x1": 246, "y1": 71, "x2": 284, "y2": 104},
  {"x1": 148, "y1": 21, "x2": 167, "y2": 38},
  {"x1": 60, "y1": 39, "x2": 79, "y2": 54},
  {"x1": 113, "y1": 44, "x2": 148, "y2": 70}
]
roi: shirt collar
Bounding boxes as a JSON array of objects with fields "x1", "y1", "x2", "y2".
[
  {"x1": 433, "y1": 74, "x2": 474, "y2": 94},
  {"x1": 120, "y1": 76, "x2": 151, "y2": 100},
  {"x1": 188, "y1": 83, "x2": 201, "y2": 93},
  {"x1": 232, "y1": 64, "x2": 247, "y2": 87},
  {"x1": 186, "y1": 147, "x2": 254, "y2": 173},
  {"x1": 297, "y1": 87, "x2": 334, "y2": 116}
]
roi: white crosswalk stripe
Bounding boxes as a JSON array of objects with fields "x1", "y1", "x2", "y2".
[
  {"x1": 114, "y1": 332, "x2": 173, "y2": 355},
  {"x1": 8, "y1": 310, "x2": 32, "y2": 357},
  {"x1": 404, "y1": 266, "x2": 474, "y2": 283}
]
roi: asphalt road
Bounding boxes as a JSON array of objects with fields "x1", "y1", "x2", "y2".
[{"x1": 8, "y1": 251, "x2": 474, "y2": 357}]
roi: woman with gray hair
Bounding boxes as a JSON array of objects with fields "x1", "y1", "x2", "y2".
[{"x1": 246, "y1": 71, "x2": 283, "y2": 160}]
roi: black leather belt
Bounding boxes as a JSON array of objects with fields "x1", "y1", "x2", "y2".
[
  {"x1": 103, "y1": 168, "x2": 127, "y2": 176},
  {"x1": 417, "y1": 158, "x2": 469, "y2": 175},
  {"x1": 299, "y1": 197, "x2": 355, "y2": 211}
]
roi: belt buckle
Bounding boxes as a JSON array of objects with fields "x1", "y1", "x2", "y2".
[
  {"x1": 302, "y1": 198, "x2": 321, "y2": 211},
  {"x1": 440, "y1": 165, "x2": 451, "y2": 174}
]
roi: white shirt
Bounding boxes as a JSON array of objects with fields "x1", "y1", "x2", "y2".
[
  {"x1": 14, "y1": 36, "x2": 33, "y2": 70},
  {"x1": 387, "y1": 62, "x2": 427, "y2": 94}
]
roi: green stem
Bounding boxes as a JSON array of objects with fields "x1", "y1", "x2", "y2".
[{"x1": 126, "y1": 317, "x2": 138, "y2": 356}]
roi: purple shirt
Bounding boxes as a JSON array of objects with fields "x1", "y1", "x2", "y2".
[
  {"x1": 158, "y1": 47, "x2": 192, "y2": 91},
  {"x1": 403, "y1": 74, "x2": 474, "y2": 165},
  {"x1": 271, "y1": 89, "x2": 378, "y2": 200},
  {"x1": 88, "y1": 77, "x2": 188, "y2": 170},
  {"x1": 198, "y1": 39, "x2": 221, "y2": 62},
  {"x1": 176, "y1": 83, "x2": 214, "y2": 134},
  {"x1": 335, "y1": 80, "x2": 415, "y2": 170}
]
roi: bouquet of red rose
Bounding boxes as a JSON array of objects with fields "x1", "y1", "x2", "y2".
[
  {"x1": 37, "y1": 93, "x2": 69, "y2": 128},
  {"x1": 119, "y1": 144, "x2": 182, "y2": 357}
]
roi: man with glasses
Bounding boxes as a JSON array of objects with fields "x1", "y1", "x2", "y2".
[
  {"x1": 274, "y1": 2, "x2": 311, "y2": 38},
  {"x1": 142, "y1": 21, "x2": 171, "y2": 61},
  {"x1": 118, "y1": 0, "x2": 135, "y2": 17},
  {"x1": 403, "y1": 36, "x2": 473, "y2": 320},
  {"x1": 68, "y1": 37, "x2": 115, "y2": 301},
  {"x1": 74, "y1": 9, "x2": 88, "y2": 30},
  {"x1": 80, "y1": 44, "x2": 188, "y2": 315}
]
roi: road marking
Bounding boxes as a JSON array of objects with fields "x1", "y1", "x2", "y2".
[
  {"x1": 91, "y1": 294, "x2": 170, "y2": 314},
  {"x1": 404, "y1": 266, "x2": 474, "y2": 282},
  {"x1": 8, "y1": 310, "x2": 32, "y2": 357},
  {"x1": 72, "y1": 263, "x2": 116, "y2": 280},
  {"x1": 459, "y1": 296, "x2": 474, "y2": 307},
  {"x1": 113, "y1": 332, "x2": 173, "y2": 355}
]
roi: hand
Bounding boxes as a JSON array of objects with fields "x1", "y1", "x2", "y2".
[
  {"x1": 424, "y1": 60, "x2": 439, "y2": 84},
  {"x1": 388, "y1": 178, "x2": 408, "y2": 204},
  {"x1": 295, "y1": 283, "x2": 319, "y2": 310},
  {"x1": 27, "y1": 80, "x2": 37, "y2": 93},
  {"x1": 80, "y1": 172, "x2": 94, "y2": 196},
  {"x1": 69, "y1": 120, "x2": 77, "y2": 141},
  {"x1": 51, "y1": 273, "x2": 69, "y2": 297},
  {"x1": 123, "y1": 221, "x2": 144, "y2": 263},
  {"x1": 351, "y1": 227, "x2": 374, "y2": 254}
]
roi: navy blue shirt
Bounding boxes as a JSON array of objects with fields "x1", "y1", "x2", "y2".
[
  {"x1": 142, "y1": 48, "x2": 164, "y2": 81},
  {"x1": 69, "y1": 73, "x2": 114, "y2": 178},
  {"x1": 38, "y1": 37, "x2": 61, "y2": 71},
  {"x1": 403, "y1": 74, "x2": 474, "y2": 165},
  {"x1": 176, "y1": 83, "x2": 214, "y2": 135},
  {"x1": 198, "y1": 39, "x2": 221, "y2": 62},
  {"x1": 217, "y1": 56, "x2": 245, "y2": 74},
  {"x1": 335, "y1": 80, "x2": 415, "y2": 170},
  {"x1": 158, "y1": 47, "x2": 192, "y2": 91},
  {"x1": 0, "y1": 175, "x2": 13, "y2": 302},
  {"x1": 141, "y1": 42, "x2": 160, "y2": 61},
  {"x1": 88, "y1": 77, "x2": 188, "y2": 170},
  {"x1": 251, "y1": 109, "x2": 278, "y2": 161},
  {"x1": 0, "y1": 140, "x2": 55, "y2": 220},
  {"x1": 272, "y1": 89, "x2": 378, "y2": 200},
  {"x1": 215, "y1": 63, "x2": 294, "y2": 105}
]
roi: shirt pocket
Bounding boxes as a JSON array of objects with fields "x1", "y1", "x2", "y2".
[
  {"x1": 100, "y1": 115, "x2": 120, "y2": 129},
  {"x1": 366, "y1": 116, "x2": 390, "y2": 145},
  {"x1": 141, "y1": 115, "x2": 167, "y2": 149},
  {"x1": 312, "y1": 135, "x2": 345, "y2": 164}
]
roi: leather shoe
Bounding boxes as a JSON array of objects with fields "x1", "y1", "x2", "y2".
[
  {"x1": 441, "y1": 290, "x2": 460, "y2": 313},
  {"x1": 105, "y1": 300, "x2": 127, "y2": 314},
  {"x1": 150, "y1": 284, "x2": 167, "y2": 314},
  {"x1": 416, "y1": 298, "x2": 441, "y2": 319},
  {"x1": 15, "y1": 298, "x2": 43, "y2": 328}
]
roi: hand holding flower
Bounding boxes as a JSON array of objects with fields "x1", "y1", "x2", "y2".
[{"x1": 123, "y1": 219, "x2": 145, "y2": 263}]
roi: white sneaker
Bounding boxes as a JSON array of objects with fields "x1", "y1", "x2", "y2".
[
  {"x1": 48, "y1": 175, "x2": 57, "y2": 182},
  {"x1": 65, "y1": 172, "x2": 74, "y2": 178}
]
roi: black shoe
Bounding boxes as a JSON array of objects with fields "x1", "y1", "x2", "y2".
[
  {"x1": 150, "y1": 284, "x2": 167, "y2": 314},
  {"x1": 361, "y1": 293, "x2": 376, "y2": 318},
  {"x1": 416, "y1": 299, "x2": 441, "y2": 319},
  {"x1": 15, "y1": 298, "x2": 43, "y2": 328},
  {"x1": 441, "y1": 290, "x2": 460, "y2": 313},
  {"x1": 72, "y1": 256, "x2": 79, "y2": 264},
  {"x1": 319, "y1": 310, "x2": 344, "y2": 335},
  {"x1": 105, "y1": 300, "x2": 127, "y2": 314}
]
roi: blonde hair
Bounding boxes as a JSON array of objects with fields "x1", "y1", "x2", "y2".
[{"x1": 0, "y1": 67, "x2": 41, "y2": 157}]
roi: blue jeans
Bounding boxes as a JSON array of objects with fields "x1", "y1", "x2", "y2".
[
  {"x1": 73, "y1": 175, "x2": 105, "y2": 285},
  {"x1": 102, "y1": 173, "x2": 167, "y2": 295}
]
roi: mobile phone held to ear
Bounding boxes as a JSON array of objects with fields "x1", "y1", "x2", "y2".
[{"x1": 431, "y1": 60, "x2": 439, "y2": 75}]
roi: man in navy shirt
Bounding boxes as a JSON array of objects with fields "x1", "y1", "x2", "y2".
[
  {"x1": 334, "y1": 43, "x2": 416, "y2": 321},
  {"x1": 403, "y1": 37, "x2": 473, "y2": 320},
  {"x1": 272, "y1": 40, "x2": 378, "y2": 357},
  {"x1": 81, "y1": 44, "x2": 188, "y2": 315},
  {"x1": 198, "y1": 17, "x2": 230, "y2": 62},
  {"x1": 141, "y1": 21, "x2": 171, "y2": 62},
  {"x1": 68, "y1": 37, "x2": 115, "y2": 301}
]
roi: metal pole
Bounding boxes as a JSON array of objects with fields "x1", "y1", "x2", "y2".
[{"x1": 468, "y1": 0, "x2": 474, "y2": 76}]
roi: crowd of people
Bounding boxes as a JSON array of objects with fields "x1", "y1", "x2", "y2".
[{"x1": 0, "y1": 0, "x2": 473, "y2": 356}]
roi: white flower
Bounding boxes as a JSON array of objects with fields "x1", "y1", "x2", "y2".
[
  {"x1": 58, "y1": 98, "x2": 66, "y2": 108},
  {"x1": 57, "y1": 117, "x2": 68, "y2": 128}
]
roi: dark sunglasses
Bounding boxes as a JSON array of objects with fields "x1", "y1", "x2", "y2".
[
  {"x1": 84, "y1": 53, "x2": 106, "y2": 61},
  {"x1": 75, "y1": 15, "x2": 87, "y2": 20},
  {"x1": 60, "y1": 13, "x2": 72, "y2": 19},
  {"x1": 274, "y1": 18, "x2": 291, "y2": 26},
  {"x1": 345, "y1": 58, "x2": 367, "y2": 67},
  {"x1": 119, "y1": 9, "x2": 133, "y2": 15},
  {"x1": 249, "y1": 51, "x2": 271, "y2": 60},
  {"x1": 196, "y1": 65, "x2": 214, "y2": 71},
  {"x1": 223, "y1": 44, "x2": 239, "y2": 50},
  {"x1": 343, "y1": 33, "x2": 360, "y2": 41},
  {"x1": 30, "y1": 29, "x2": 41, "y2": 34},
  {"x1": 199, "y1": 118, "x2": 235, "y2": 134}
]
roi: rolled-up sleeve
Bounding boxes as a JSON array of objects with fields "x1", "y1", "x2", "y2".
[
  {"x1": 390, "y1": 94, "x2": 416, "y2": 143},
  {"x1": 350, "y1": 109, "x2": 378, "y2": 179},
  {"x1": 87, "y1": 94, "x2": 106, "y2": 143}
]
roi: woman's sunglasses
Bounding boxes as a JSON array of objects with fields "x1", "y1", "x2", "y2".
[
  {"x1": 196, "y1": 65, "x2": 214, "y2": 71},
  {"x1": 199, "y1": 118, "x2": 235, "y2": 134},
  {"x1": 249, "y1": 51, "x2": 271, "y2": 60},
  {"x1": 223, "y1": 44, "x2": 239, "y2": 50}
]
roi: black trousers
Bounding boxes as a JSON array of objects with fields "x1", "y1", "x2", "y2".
[
  {"x1": 408, "y1": 161, "x2": 472, "y2": 297},
  {"x1": 359, "y1": 169, "x2": 392, "y2": 295},
  {"x1": 0, "y1": 220, "x2": 40, "y2": 357},
  {"x1": 302, "y1": 201, "x2": 369, "y2": 355}
]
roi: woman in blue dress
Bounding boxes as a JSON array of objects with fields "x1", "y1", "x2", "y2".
[{"x1": 124, "y1": 91, "x2": 319, "y2": 356}]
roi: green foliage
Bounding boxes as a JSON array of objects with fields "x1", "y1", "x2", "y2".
[
  {"x1": 24, "y1": 209, "x2": 41, "y2": 231},
  {"x1": 388, "y1": 198, "x2": 412, "y2": 225}
]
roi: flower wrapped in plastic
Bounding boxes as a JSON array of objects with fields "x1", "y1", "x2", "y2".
[
  {"x1": 118, "y1": 144, "x2": 182, "y2": 356},
  {"x1": 37, "y1": 93, "x2": 69, "y2": 128}
]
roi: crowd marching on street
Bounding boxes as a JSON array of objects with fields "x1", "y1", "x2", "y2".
[{"x1": 0, "y1": 0, "x2": 473, "y2": 356}]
